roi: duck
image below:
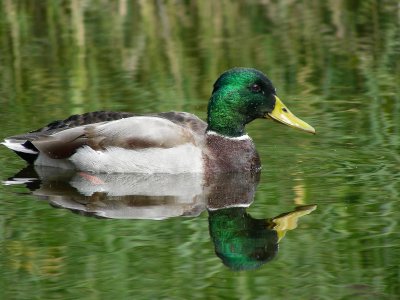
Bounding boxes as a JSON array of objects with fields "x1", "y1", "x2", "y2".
[{"x1": 2, "y1": 68, "x2": 315, "y2": 174}]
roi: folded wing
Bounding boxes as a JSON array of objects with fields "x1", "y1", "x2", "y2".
[{"x1": 31, "y1": 116, "x2": 201, "y2": 160}]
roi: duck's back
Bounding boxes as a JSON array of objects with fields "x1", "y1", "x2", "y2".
[
  {"x1": 3, "y1": 111, "x2": 208, "y2": 173},
  {"x1": 11, "y1": 111, "x2": 207, "y2": 140}
]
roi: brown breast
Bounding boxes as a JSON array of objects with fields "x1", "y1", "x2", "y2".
[{"x1": 203, "y1": 133, "x2": 261, "y2": 173}]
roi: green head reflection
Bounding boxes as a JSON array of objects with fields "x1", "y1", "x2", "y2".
[
  {"x1": 208, "y1": 205, "x2": 316, "y2": 271},
  {"x1": 209, "y1": 207, "x2": 278, "y2": 271}
]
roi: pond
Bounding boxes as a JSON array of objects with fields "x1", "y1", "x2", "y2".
[{"x1": 0, "y1": 1, "x2": 399, "y2": 299}]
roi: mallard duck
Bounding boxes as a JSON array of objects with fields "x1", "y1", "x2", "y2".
[{"x1": 2, "y1": 68, "x2": 315, "y2": 173}]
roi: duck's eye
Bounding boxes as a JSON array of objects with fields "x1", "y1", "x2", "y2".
[{"x1": 250, "y1": 84, "x2": 262, "y2": 93}]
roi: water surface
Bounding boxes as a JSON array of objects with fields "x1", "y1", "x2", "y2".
[{"x1": 1, "y1": 1, "x2": 400, "y2": 299}]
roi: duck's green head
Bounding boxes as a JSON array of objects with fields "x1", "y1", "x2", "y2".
[{"x1": 207, "y1": 68, "x2": 315, "y2": 137}]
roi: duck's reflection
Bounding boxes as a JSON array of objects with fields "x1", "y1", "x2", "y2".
[
  {"x1": 6, "y1": 166, "x2": 206, "y2": 219},
  {"x1": 5, "y1": 166, "x2": 316, "y2": 270}
]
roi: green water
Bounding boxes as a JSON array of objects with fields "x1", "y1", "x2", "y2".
[{"x1": 1, "y1": 1, "x2": 400, "y2": 299}]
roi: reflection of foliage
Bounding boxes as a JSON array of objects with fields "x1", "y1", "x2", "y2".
[
  {"x1": 6, "y1": 240, "x2": 65, "y2": 277},
  {"x1": 0, "y1": 1, "x2": 398, "y2": 108}
]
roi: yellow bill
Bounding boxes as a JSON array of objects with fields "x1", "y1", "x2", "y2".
[
  {"x1": 272, "y1": 204, "x2": 317, "y2": 241},
  {"x1": 266, "y1": 96, "x2": 316, "y2": 134}
]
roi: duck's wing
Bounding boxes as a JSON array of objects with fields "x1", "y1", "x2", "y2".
[
  {"x1": 9, "y1": 111, "x2": 206, "y2": 140},
  {"x1": 2, "y1": 111, "x2": 137, "y2": 161},
  {"x1": 32, "y1": 116, "x2": 203, "y2": 159},
  {"x1": 31, "y1": 111, "x2": 137, "y2": 135},
  {"x1": 3, "y1": 111, "x2": 207, "y2": 164}
]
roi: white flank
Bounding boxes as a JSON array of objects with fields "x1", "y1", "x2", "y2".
[
  {"x1": 1, "y1": 139, "x2": 38, "y2": 154},
  {"x1": 69, "y1": 144, "x2": 204, "y2": 174},
  {"x1": 206, "y1": 131, "x2": 251, "y2": 141}
]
